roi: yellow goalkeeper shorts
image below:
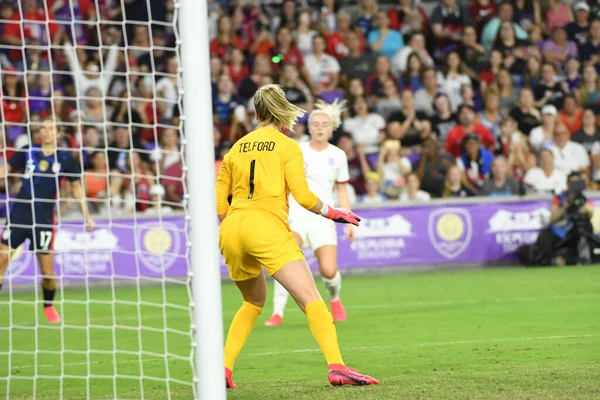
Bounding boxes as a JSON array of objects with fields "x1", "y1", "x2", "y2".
[{"x1": 219, "y1": 210, "x2": 305, "y2": 282}]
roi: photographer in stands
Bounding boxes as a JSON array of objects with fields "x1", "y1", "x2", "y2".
[{"x1": 520, "y1": 172, "x2": 597, "y2": 266}]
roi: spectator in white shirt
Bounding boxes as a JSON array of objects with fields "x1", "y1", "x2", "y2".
[
  {"x1": 151, "y1": 128, "x2": 181, "y2": 172},
  {"x1": 523, "y1": 148, "x2": 567, "y2": 195},
  {"x1": 399, "y1": 173, "x2": 431, "y2": 202},
  {"x1": 295, "y1": 10, "x2": 318, "y2": 58},
  {"x1": 290, "y1": 122, "x2": 310, "y2": 144},
  {"x1": 359, "y1": 172, "x2": 388, "y2": 204},
  {"x1": 145, "y1": 184, "x2": 174, "y2": 216},
  {"x1": 390, "y1": 32, "x2": 434, "y2": 75},
  {"x1": 377, "y1": 140, "x2": 412, "y2": 198},
  {"x1": 437, "y1": 51, "x2": 471, "y2": 112},
  {"x1": 343, "y1": 95, "x2": 385, "y2": 154},
  {"x1": 550, "y1": 122, "x2": 590, "y2": 175},
  {"x1": 64, "y1": 41, "x2": 119, "y2": 109},
  {"x1": 304, "y1": 34, "x2": 340, "y2": 94},
  {"x1": 156, "y1": 56, "x2": 179, "y2": 120},
  {"x1": 529, "y1": 104, "x2": 557, "y2": 152}
]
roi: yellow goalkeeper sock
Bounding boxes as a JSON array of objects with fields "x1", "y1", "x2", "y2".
[
  {"x1": 305, "y1": 300, "x2": 344, "y2": 366},
  {"x1": 224, "y1": 301, "x2": 262, "y2": 370}
]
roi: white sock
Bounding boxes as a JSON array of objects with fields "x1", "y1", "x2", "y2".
[
  {"x1": 322, "y1": 271, "x2": 342, "y2": 302},
  {"x1": 272, "y1": 279, "x2": 290, "y2": 317}
]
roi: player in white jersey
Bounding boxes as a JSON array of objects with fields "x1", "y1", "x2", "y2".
[{"x1": 265, "y1": 100, "x2": 354, "y2": 326}]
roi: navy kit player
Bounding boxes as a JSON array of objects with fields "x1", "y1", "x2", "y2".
[{"x1": 0, "y1": 117, "x2": 95, "y2": 323}]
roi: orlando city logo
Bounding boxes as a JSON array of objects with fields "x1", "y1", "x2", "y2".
[
  {"x1": 135, "y1": 221, "x2": 181, "y2": 273},
  {"x1": 428, "y1": 208, "x2": 473, "y2": 259}
]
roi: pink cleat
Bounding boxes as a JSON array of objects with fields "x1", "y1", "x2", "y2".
[
  {"x1": 264, "y1": 314, "x2": 283, "y2": 327},
  {"x1": 44, "y1": 306, "x2": 61, "y2": 324},
  {"x1": 330, "y1": 299, "x2": 347, "y2": 322},
  {"x1": 328, "y1": 364, "x2": 379, "y2": 386},
  {"x1": 225, "y1": 367, "x2": 237, "y2": 389}
]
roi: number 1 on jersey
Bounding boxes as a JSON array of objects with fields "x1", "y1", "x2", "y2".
[{"x1": 248, "y1": 159, "x2": 256, "y2": 199}]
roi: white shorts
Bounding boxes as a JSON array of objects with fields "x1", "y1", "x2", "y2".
[{"x1": 289, "y1": 207, "x2": 337, "y2": 251}]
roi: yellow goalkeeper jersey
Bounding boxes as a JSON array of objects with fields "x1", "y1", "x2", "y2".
[{"x1": 215, "y1": 126, "x2": 318, "y2": 228}]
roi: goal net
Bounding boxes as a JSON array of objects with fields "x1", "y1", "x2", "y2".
[{"x1": 0, "y1": 1, "x2": 197, "y2": 398}]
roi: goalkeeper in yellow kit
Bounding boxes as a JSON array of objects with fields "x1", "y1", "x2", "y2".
[{"x1": 216, "y1": 84, "x2": 379, "y2": 388}]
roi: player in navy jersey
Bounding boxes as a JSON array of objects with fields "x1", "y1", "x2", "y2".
[{"x1": 0, "y1": 117, "x2": 95, "y2": 323}]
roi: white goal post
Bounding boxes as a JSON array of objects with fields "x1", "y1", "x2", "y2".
[
  {"x1": 180, "y1": 0, "x2": 226, "y2": 399},
  {"x1": 0, "y1": 0, "x2": 224, "y2": 398}
]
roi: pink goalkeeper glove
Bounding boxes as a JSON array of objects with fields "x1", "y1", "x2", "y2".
[{"x1": 320, "y1": 205, "x2": 361, "y2": 226}]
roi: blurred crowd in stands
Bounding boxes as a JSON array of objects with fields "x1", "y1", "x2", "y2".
[
  {"x1": 0, "y1": 0, "x2": 181, "y2": 217},
  {"x1": 209, "y1": 0, "x2": 600, "y2": 205},
  {"x1": 4, "y1": 0, "x2": 600, "y2": 213}
]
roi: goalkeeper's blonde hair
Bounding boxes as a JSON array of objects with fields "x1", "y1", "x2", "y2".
[
  {"x1": 254, "y1": 84, "x2": 306, "y2": 130},
  {"x1": 308, "y1": 99, "x2": 346, "y2": 130}
]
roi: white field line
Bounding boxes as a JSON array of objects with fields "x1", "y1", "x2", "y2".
[
  {"x1": 244, "y1": 333, "x2": 600, "y2": 357},
  {"x1": 5, "y1": 293, "x2": 600, "y2": 327},
  {"x1": 8, "y1": 333, "x2": 599, "y2": 370}
]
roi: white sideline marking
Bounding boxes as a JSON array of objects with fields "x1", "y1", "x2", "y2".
[
  {"x1": 11, "y1": 358, "x2": 153, "y2": 370},
  {"x1": 6, "y1": 293, "x2": 600, "y2": 326},
  {"x1": 10, "y1": 333, "x2": 599, "y2": 369},
  {"x1": 244, "y1": 333, "x2": 600, "y2": 357}
]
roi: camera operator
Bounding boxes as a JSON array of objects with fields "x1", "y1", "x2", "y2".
[{"x1": 523, "y1": 172, "x2": 595, "y2": 266}]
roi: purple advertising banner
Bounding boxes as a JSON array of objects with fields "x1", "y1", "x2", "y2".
[
  {"x1": 6, "y1": 198, "x2": 600, "y2": 283},
  {"x1": 330, "y1": 200, "x2": 550, "y2": 269},
  {"x1": 7, "y1": 217, "x2": 189, "y2": 283}
]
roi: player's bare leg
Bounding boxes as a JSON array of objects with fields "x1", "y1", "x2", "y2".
[
  {"x1": 37, "y1": 253, "x2": 60, "y2": 323},
  {"x1": 0, "y1": 243, "x2": 11, "y2": 290},
  {"x1": 224, "y1": 270, "x2": 266, "y2": 388},
  {"x1": 265, "y1": 232, "x2": 303, "y2": 327},
  {"x1": 315, "y1": 245, "x2": 346, "y2": 321},
  {"x1": 273, "y1": 260, "x2": 378, "y2": 386}
]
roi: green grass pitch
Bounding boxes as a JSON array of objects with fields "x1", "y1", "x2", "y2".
[{"x1": 1, "y1": 266, "x2": 599, "y2": 399}]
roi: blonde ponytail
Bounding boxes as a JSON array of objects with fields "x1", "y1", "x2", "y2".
[
  {"x1": 253, "y1": 84, "x2": 306, "y2": 130},
  {"x1": 309, "y1": 99, "x2": 346, "y2": 130}
]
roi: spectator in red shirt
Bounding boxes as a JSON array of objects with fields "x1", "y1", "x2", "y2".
[
  {"x1": 250, "y1": 26, "x2": 275, "y2": 56},
  {"x1": 272, "y1": 27, "x2": 304, "y2": 69},
  {"x1": 1, "y1": 68, "x2": 27, "y2": 139},
  {"x1": 84, "y1": 151, "x2": 109, "y2": 214},
  {"x1": 161, "y1": 160, "x2": 184, "y2": 205},
  {"x1": 3, "y1": 0, "x2": 62, "y2": 61},
  {"x1": 388, "y1": 0, "x2": 429, "y2": 35},
  {"x1": 468, "y1": 0, "x2": 497, "y2": 34},
  {"x1": 226, "y1": 48, "x2": 250, "y2": 88},
  {"x1": 1, "y1": 3, "x2": 21, "y2": 54},
  {"x1": 210, "y1": 15, "x2": 244, "y2": 63},
  {"x1": 337, "y1": 134, "x2": 371, "y2": 195},
  {"x1": 232, "y1": 0, "x2": 262, "y2": 47},
  {"x1": 127, "y1": 151, "x2": 152, "y2": 212},
  {"x1": 326, "y1": 10, "x2": 365, "y2": 59},
  {"x1": 135, "y1": 77, "x2": 158, "y2": 144},
  {"x1": 559, "y1": 94, "x2": 583, "y2": 135},
  {"x1": 271, "y1": 27, "x2": 314, "y2": 90},
  {"x1": 446, "y1": 104, "x2": 495, "y2": 157}
]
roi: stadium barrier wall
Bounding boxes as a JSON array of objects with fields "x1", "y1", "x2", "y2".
[{"x1": 7, "y1": 194, "x2": 600, "y2": 284}]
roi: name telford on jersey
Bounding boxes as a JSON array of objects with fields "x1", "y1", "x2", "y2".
[{"x1": 239, "y1": 141, "x2": 276, "y2": 153}]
